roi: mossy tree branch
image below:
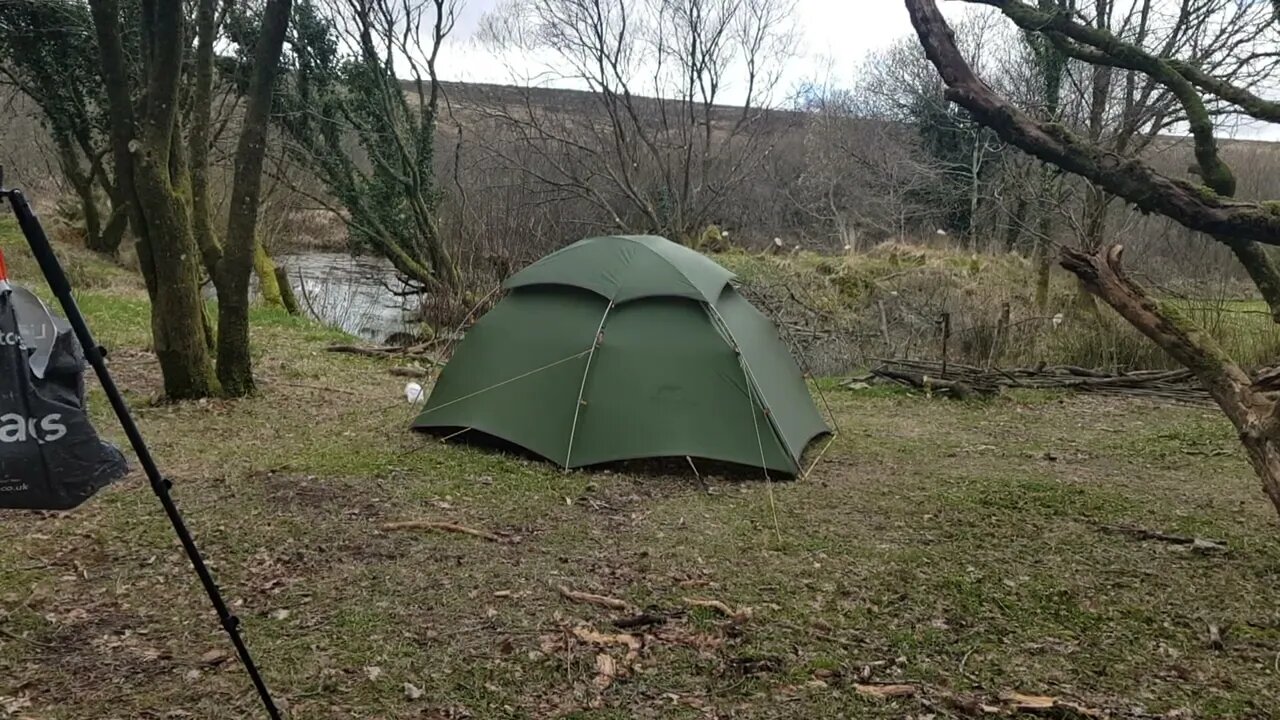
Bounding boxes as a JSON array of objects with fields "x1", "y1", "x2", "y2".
[
  {"x1": 963, "y1": 0, "x2": 1280, "y2": 319},
  {"x1": 903, "y1": 0, "x2": 1280, "y2": 252},
  {"x1": 968, "y1": 0, "x2": 1234, "y2": 195}
]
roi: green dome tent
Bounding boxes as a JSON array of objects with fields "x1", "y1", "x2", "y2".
[{"x1": 411, "y1": 235, "x2": 829, "y2": 475}]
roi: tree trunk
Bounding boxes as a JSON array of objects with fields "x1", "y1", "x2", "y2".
[
  {"x1": 216, "y1": 0, "x2": 292, "y2": 396},
  {"x1": 76, "y1": 179, "x2": 105, "y2": 252},
  {"x1": 1034, "y1": 209, "x2": 1053, "y2": 311},
  {"x1": 273, "y1": 264, "x2": 301, "y2": 316},
  {"x1": 1072, "y1": 185, "x2": 1109, "y2": 317},
  {"x1": 254, "y1": 239, "x2": 286, "y2": 310},
  {"x1": 190, "y1": 0, "x2": 221, "y2": 273},
  {"x1": 134, "y1": 158, "x2": 220, "y2": 399},
  {"x1": 89, "y1": 0, "x2": 218, "y2": 400},
  {"x1": 1062, "y1": 245, "x2": 1280, "y2": 517},
  {"x1": 99, "y1": 203, "x2": 129, "y2": 255},
  {"x1": 1004, "y1": 194, "x2": 1028, "y2": 253}
]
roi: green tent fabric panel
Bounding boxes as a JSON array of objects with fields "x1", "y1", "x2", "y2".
[
  {"x1": 615, "y1": 235, "x2": 738, "y2": 303},
  {"x1": 504, "y1": 235, "x2": 735, "y2": 304},
  {"x1": 567, "y1": 297, "x2": 797, "y2": 473},
  {"x1": 413, "y1": 287, "x2": 603, "y2": 463},
  {"x1": 713, "y1": 287, "x2": 830, "y2": 461}
]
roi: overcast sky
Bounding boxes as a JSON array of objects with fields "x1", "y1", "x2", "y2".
[
  {"x1": 439, "y1": 1, "x2": 928, "y2": 101},
  {"x1": 436, "y1": 1, "x2": 1276, "y2": 139}
]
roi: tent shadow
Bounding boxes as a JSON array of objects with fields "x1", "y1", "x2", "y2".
[{"x1": 414, "y1": 426, "x2": 828, "y2": 483}]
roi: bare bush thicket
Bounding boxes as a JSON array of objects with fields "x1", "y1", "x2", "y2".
[{"x1": 471, "y1": 0, "x2": 799, "y2": 246}]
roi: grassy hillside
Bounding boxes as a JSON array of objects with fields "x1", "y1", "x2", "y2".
[
  {"x1": 1, "y1": 225, "x2": 1279, "y2": 719},
  {"x1": 718, "y1": 243, "x2": 1280, "y2": 375}
]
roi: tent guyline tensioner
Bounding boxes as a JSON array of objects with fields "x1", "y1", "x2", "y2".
[{"x1": 0, "y1": 168, "x2": 282, "y2": 720}]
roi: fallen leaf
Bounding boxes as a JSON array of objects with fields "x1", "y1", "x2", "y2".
[
  {"x1": 999, "y1": 692, "x2": 1104, "y2": 718},
  {"x1": 1001, "y1": 693, "x2": 1055, "y2": 710},
  {"x1": 1207, "y1": 623, "x2": 1224, "y2": 651},
  {"x1": 855, "y1": 683, "x2": 917, "y2": 699},
  {"x1": 199, "y1": 648, "x2": 230, "y2": 666},
  {"x1": 364, "y1": 665, "x2": 383, "y2": 681},
  {"x1": 270, "y1": 609, "x2": 291, "y2": 621},
  {"x1": 572, "y1": 627, "x2": 642, "y2": 661},
  {"x1": 404, "y1": 682, "x2": 424, "y2": 700},
  {"x1": 593, "y1": 653, "x2": 617, "y2": 689}
]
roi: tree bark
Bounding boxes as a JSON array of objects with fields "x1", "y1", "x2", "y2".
[
  {"x1": 1033, "y1": 207, "x2": 1053, "y2": 310},
  {"x1": 273, "y1": 264, "x2": 301, "y2": 316},
  {"x1": 89, "y1": 0, "x2": 218, "y2": 400},
  {"x1": 216, "y1": 0, "x2": 292, "y2": 396},
  {"x1": 254, "y1": 239, "x2": 287, "y2": 311},
  {"x1": 190, "y1": 0, "x2": 221, "y2": 273}
]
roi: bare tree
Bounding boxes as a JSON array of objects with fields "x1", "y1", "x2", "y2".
[
  {"x1": 0, "y1": 1, "x2": 129, "y2": 254},
  {"x1": 475, "y1": 0, "x2": 797, "y2": 243},
  {"x1": 904, "y1": 0, "x2": 1280, "y2": 518},
  {"x1": 275, "y1": 0, "x2": 462, "y2": 293},
  {"x1": 857, "y1": 11, "x2": 1013, "y2": 246},
  {"x1": 783, "y1": 85, "x2": 946, "y2": 248}
]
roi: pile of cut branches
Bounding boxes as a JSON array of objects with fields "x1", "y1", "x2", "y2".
[{"x1": 854, "y1": 359, "x2": 1209, "y2": 404}]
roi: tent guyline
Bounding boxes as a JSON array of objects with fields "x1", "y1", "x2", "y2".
[
  {"x1": 733, "y1": 279, "x2": 844, "y2": 481},
  {"x1": 413, "y1": 235, "x2": 830, "y2": 477},
  {"x1": 417, "y1": 347, "x2": 595, "y2": 417},
  {"x1": 706, "y1": 303, "x2": 781, "y2": 468},
  {"x1": 0, "y1": 174, "x2": 282, "y2": 720}
]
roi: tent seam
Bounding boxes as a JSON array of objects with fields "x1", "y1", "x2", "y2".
[{"x1": 564, "y1": 300, "x2": 614, "y2": 469}]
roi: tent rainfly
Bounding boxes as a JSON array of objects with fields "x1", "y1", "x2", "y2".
[{"x1": 411, "y1": 235, "x2": 829, "y2": 475}]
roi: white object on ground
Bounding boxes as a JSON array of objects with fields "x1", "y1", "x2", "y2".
[{"x1": 405, "y1": 381, "x2": 426, "y2": 404}]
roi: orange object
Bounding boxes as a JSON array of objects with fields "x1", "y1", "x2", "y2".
[{"x1": 0, "y1": 247, "x2": 7, "y2": 281}]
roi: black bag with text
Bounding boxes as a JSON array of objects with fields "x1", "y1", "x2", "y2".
[{"x1": 0, "y1": 276, "x2": 128, "y2": 509}]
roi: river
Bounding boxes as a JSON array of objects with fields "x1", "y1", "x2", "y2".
[{"x1": 277, "y1": 252, "x2": 418, "y2": 344}]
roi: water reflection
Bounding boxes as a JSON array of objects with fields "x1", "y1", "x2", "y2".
[{"x1": 277, "y1": 252, "x2": 416, "y2": 343}]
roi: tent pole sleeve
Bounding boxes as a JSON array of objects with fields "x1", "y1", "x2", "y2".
[
  {"x1": 565, "y1": 300, "x2": 613, "y2": 468},
  {"x1": 1, "y1": 188, "x2": 283, "y2": 720}
]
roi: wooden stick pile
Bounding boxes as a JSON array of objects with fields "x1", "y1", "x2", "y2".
[{"x1": 855, "y1": 359, "x2": 1210, "y2": 403}]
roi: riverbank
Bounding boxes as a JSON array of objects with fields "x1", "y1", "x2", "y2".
[{"x1": 2, "y1": 224, "x2": 1279, "y2": 718}]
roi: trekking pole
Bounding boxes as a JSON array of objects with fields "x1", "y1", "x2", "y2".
[{"x1": 0, "y1": 175, "x2": 282, "y2": 720}]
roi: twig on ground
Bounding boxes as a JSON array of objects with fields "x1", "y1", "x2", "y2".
[
  {"x1": 380, "y1": 520, "x2": 504, "y2": 543},
  {"x1": 281, "y1": 381, "x2": 356, "y2": 395},
  {"x1": 558, "y1": 586, "x2": 631, "y2": 611},
  {"x1": 684, "y1": 597, "x2": 753, "y2": 623},
  {"x1": 388, "y1": 366, "x2": 431, "y2": 378},
  {"x1": 0, "y1": 626, "x2": 56, "y2": 649},
  {"x1": 861, "y1": 359, "x2": 1211, "y2": 404},
  {"x1": 1092, "y1": 522, "x2": 1227, "y2": 552},
  {"x1": 327, "y1": 343, "x2": 443, "y2": 360}
]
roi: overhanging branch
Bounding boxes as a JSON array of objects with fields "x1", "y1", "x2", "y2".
[{"x1": 903, "y1": 0, "x2": 1280, "y2": 248}]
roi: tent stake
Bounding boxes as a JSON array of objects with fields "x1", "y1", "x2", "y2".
[{"x1": 0, "y1": 180, "x2": 282, "y2": 720}]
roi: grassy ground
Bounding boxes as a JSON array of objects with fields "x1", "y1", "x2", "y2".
[{"x1": 2, "y1": 227, "x2": 1279, "y2": 719}]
